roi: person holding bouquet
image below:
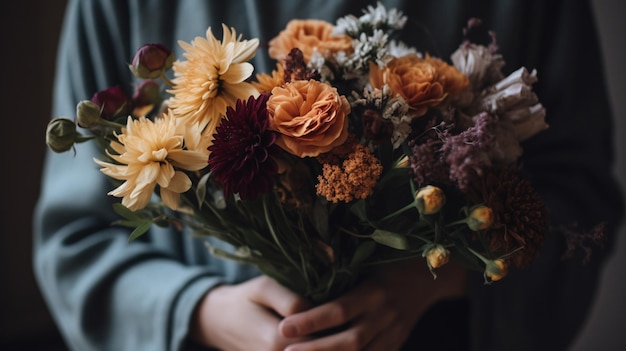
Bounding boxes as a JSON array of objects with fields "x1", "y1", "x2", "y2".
[{"x1": 34, "y1": 0, "x2": 622, "y2": 350}]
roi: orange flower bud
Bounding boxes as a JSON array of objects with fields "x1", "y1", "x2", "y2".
[
  {"x1": 485, "y1": 259, "x2": 508, "y2": 281},
  {"x1": 415, "y1": 185, "x2": 445, "y2": 215},
  {"x1": 424, "y1": 245, "x2": 450, "y2": 269},
  {"x1": 467, "y1": 205, "x2": 494, "y2": 231}
]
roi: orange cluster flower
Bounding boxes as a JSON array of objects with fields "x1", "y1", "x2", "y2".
[
  {"x1": 316, "y1": 142, "x2": 383, "y2": 203},
  {"x1": 268, "y1": 19, "x2": 353, "y2": 62},
  {"x1": 370, "y1": 53, "x2": 468, "y2": 117}
]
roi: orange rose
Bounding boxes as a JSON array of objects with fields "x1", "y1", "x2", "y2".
[
  {"x1": 424, "y1": 54, "x2": 469, "y2": 97},
  {"x1": 267, "y1": 80, "x2": 350, "y2": 157},
  {"x1": 370, "y1": 54, "x2": 468, "y2": 117},
  {"x1": 269, "y1": 19, "x2": 353, "y2": 62}
]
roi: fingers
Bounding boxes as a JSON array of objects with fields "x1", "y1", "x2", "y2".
[
  {"x1": 279, "y1": 281, "x2": 387, "y2": 338},
  {"x1": 247, "y1": 275, "x2": 312, "y2": 317}
]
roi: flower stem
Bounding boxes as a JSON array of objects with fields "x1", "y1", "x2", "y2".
[
  {"x1": 160, "y1": 72, "x2": 175, "y2": 87},
  {"x1": 379, "y1": 201, "x2": 417, "y2": 222}
]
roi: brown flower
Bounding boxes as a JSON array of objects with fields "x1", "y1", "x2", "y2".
[
  {"x1": 268, "y1": 19, "x2": 353, "y2": 62},
  {"x1": 370, "y1": 54, "x2": 467, "y2": 117},
  {"x1": 467, "y1": 167, "x2": 549, "y2": 267},
  {"x1": 267, "y1": 80, "x2": 350, "y2": 157},
  {"x1": 316, "y1": 141, "x2": 383, "y2": 203}
]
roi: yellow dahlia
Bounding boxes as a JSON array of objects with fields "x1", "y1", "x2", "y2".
[
  {"x1": 94, "y1": 113, "x2": 208, "y2": 211},
  {"x1": 168, "y1": 23, "x2": 260, "y2": 142}
]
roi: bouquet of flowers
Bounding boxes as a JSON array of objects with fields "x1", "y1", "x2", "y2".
[{"x1": 46, "y1": 3, "x2": 551, "y2": 304}]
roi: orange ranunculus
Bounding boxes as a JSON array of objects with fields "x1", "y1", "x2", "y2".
[
  {"x1": 268, "y1": 19, "x2": 353, "y2": 62},
  {"x1": 370, "y1": 54, "x2": 468, "y2": 117},
  {"x1": 423, "y1": 54, "x2": 469, "y2": 97},
  {"x1": 267, "y1": 80, "x2": 350, "y2": 157}
]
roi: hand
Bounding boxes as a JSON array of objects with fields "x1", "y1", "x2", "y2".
[
  {"x1": 191, "y1": 275, "x2": 312, "y2": 351},
  {"x1": 278, "y1": 259, "x2": 467, "y2": 351}
]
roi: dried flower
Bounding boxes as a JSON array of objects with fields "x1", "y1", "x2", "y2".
[
  {"x1": 267, "y1": 80, "x2": 350, "y2": 157},
  {"x1": 361, "y1": 109, "x2": 394, "y2": 144},
  {"x1": 268, "y1": 19, "x2": 353, "y2": 62},
  {"x1": 467, "y1": 205, "x2": 494, "y2": 231},
  {"x1": 94, "y1": 113, "x2": 207, "y2": 211},
  {"x1": 316, "y1": 141, "x2": 382, "y2": 203},
  {"x1": 129, "y1": 43, "x2": 174, "y2": 79},
  {"x1": 168, "y1": 24, "x2": 259, "y2": 139},
  {"x1": 208, "y1": 94, "x2": 279, "y2": 200},
  {"x1": 284, "y1": 48, "x2": 321, "y2": 82},
  {"x1": 415, "y1": 185, "x2": 446, "y2": 215},
  {"x1": 467, "y1": 167, "x2": 549, "y2": 267}
]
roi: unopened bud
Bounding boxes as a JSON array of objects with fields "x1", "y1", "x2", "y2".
[
  {"x1": 91, "y1": 85, "x2": 131, "y2": 120},
  {"x1": 76, "y1": 100, "x2": 104, "y2": 128},
  {"x1": 424, "y1": 244, "x2": 450, "y2": 269},
  {"x1": 46, "y1": 118, "x2": 81, "y2": 153},
  {"x1": 485, "y1": 258, "x2": 508, "y2": 281},
  {"x1": 467, "y1": 205, "x2": 494, "y2": 231},
  {"x1": 415, "y1": 185, "x2": 445, "y2": 215},
  {"x1": 132, "y1": 80, "x2": 162, "y2": 116},
  {"x1": 394, "y1": 155, "x2": 410, "y2": 168},
  {"x1": 129, "y1": 43, "x2": 174, "y2": 79}
]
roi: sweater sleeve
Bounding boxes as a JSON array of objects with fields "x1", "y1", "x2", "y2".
[{"x1": 33, "y1": 1, "x2": 224, "y2": 350}]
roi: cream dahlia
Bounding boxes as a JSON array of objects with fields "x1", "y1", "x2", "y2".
[
  {"x1": 94, "y1": 113, "x2": 208, "y2": 211},
  {"x1": 168, "y1": 24, "x2": 260, "y2": 144}
]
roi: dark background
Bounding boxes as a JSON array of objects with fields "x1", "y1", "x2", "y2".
[{"x1": 0, "y1": 1, "x2": 623, "y2": 350}]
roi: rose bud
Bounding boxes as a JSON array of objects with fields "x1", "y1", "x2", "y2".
[
  {"x1": 129, "y1": 43, "x2": 174, "y2": 79},
  {"x1": 132, "y1": 79, "x2": 162, "y2": 116},
  {"x1": 91, "y1": 85, "x2": 132, "y2": 120},
  {"x1": 76, "y1": 100, "x2": 104, "y2": 128},
  {"x1": 46, "y1": 118, "x2": 88, "y2": 153},
  {"x1": 415, "y1": 185, "x2": 445, "y2": 215},
  {"x1": 467, "y1": 205, "x2": 494, "y2": 231},
  {"x1": 485, "y1": 258, "x2": 508, "y2": 282},
  {"x1": 424, "y1": 244, "x2": 450, "y2": 269}
]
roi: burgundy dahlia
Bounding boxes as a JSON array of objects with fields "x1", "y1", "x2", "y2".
[
  {"x1": 467, "y1": 166, "x2": 549, "y2": 267},
  {"x1": 208, "y1": 93, "x2": 279, "y2": 200}
]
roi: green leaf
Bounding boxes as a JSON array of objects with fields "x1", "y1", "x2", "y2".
[
  {"x1": 350, "y1": 240, "x2": 377, "y2": 266},
  {"x1": 371, "y1": 229, "x2": 410, "y2": 250},
  {"x1": 349, "y1": 200, "x2": 368, "y2": 222},
  {"x1": 127, "y1": 221, "x2": 152, "y2": 242},
  {"x1": 113, "y1": 219, "x2": 144, "y2": 228},
  {"x1": 113, "y1": 203, "x2": 142, "y2": 221}
]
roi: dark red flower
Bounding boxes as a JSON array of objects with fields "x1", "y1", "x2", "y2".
[
  {"x1": 129, "y1": 43, "x2": 174, "y2": 79},
  {"x1": 208, "y1": 93, "x2": 279, "y2": 200},
  {"x1": 132, "y1": 79, "x2": 162, "y2": 115},
  {"x1": 284, "y1": 48, "x2": 320, "y2": 82},
  {"x1": 362, "y1": 109, "x2": 394, "y2": 145},
  {"x1": 91, "y1": 85, "x2": 131, "y2": 120},
  {"x1": 467, "y1": 166, "x2": 549, "y2": 267}
]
